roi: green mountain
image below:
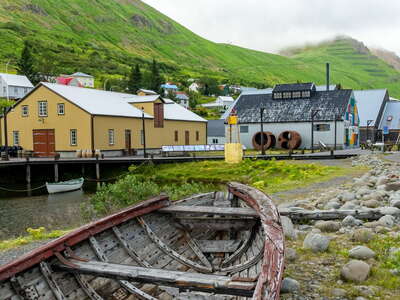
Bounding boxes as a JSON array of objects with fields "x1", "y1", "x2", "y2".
[{"x1": 1, "y1": 0, "x2": 400, "y2": 96}]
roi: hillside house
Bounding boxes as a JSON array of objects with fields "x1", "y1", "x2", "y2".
[
  {"x1": 226, "y1": 83, "x2": 359, "y2": 150},
  {"x1": 69, "y1": 72, "x2": 94, "y2": 88},
  {"x1": 201, "y1": 96, "x2": 235, "y2": 111},
  {"x1": 137, "y1": 89, "x2": 157, "y2": 96},
  {"x1": 378, "y1": 99, "x2": 400, "y2": 144},
  {"x1": 161, "y1": 83, "x2": 178, "y2": 95},
  {"x1": 0, "y1": 83, "x2": 207, "y2": 157},
  {"x1": 175, "y1": 92, "x2": 189, "y2": 108},
  {"x1": 189, "y1": 82, "x2": 201, "y2": 93},
  {"x1": 0, "y1": 73, "x2": 33, "y2": 100},
  {"x1": 56, "y1": 77, "x2": 83, "y2": 87}
]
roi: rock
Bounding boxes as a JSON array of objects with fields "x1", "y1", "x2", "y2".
[
  {"x1": 339, "y1": 202, "x2": 357, "y2": 210},
  {"x1": 285, "y1": 248, "x2": 297, "y2": 262},
  {"x1": 390, "y1": 199, "x2": 400, "y2": 208},
  {"x1": 341, "y1": 260, "x2": 370, "y2": 282},
  {"x1": 341, "y1": 192, "x2": 356, "y2": 202},
  {"x1": 281, "y1": 216, "x2": 297, "y2": 240},
  {"x1": 376, "y1": 176, "x2": 388, "y2": 186},
  {"x1": 315, "y1": 221, "x2": 341, "y2": 232},
  {"x1": 331, "y1": 288, "x2": 347, "y2": 297},
  {"x1": 362, "y1": 199, "x2": 380, "y2": 208},
  {"x1": 357, "y1": 187, "x2": 371, "y2": 197},
  {"x1": 364, "y1": 221, "x2": 381, "y2": 228},
  {"x1": 378, "y1": 215, "x2": 395, "y2": 227},
  {"x1": 280, "y1": 277, "x2": 300, "y2": 293},
  {"x1": 355, "y1": 285, "x2": 376, "y2": 297},
  {"x1": 385, "y1": 182, "x2": 400, "y2": 191},
  {"x1": 351, "y1": 228, "x2": 375, "y2": 243},
  {"x1": 303, "y1": 232, "x2": 330, "y2": 252},
  {"x1": 342, "y1": 215, "x2": 363, "y2": 227},
  {"x1": 325, "y1": 201, "x2": 341, "y2": 210},
  {"x1": 380, "y1": 206, "x2": 400, "y2": 216},
  {"x1": 349, "y1": 246, "x2": 376, "y2": 260},
  {"x1": 355, "y1": 297, "x2": 367, "y2": 300},
  {"x1": 158, "y1": 292, "x2": 173, "y2": 300}
]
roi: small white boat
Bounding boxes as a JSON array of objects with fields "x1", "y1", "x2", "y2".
[{"x1": 46, "y1": 178, "x2": 84, "y2": 194}]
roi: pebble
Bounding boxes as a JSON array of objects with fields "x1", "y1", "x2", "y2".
[
  {"x1": 280, "y1": 277, "x2": 300, "y2": 293},
  {"x1": 351, "y1": 228, "x2": 375, "y2": 243},
  {"x1": 341, "y1": 260, "x2": 370, "y2": 282},
  {"x1": 303, "y1": 232, "x2": 330, "y2": 252},
  {"x1": 341, "y1": 191, "x2": 356, "y2": 202},
  {"x1": 362, "y1": 199, "x2": 380, "y2": 208},
  {"x1": 285, "y1": 248, "x2": 298, "y2": 262},
  {"x1": 331, "y1": 288, "x2": 347, "y2": 297},
  {"x1": 349, "y1": 246, "x2": 376, "y2": 260}
]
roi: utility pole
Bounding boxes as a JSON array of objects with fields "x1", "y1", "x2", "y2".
[
  {"x1": 366, "y1": 120, "x2": 374, "y2": 148},
  {"x1": 260, "y1": 108, "x2": 266, "y2": 155},
  {"x1": 142, "y1": 107, "x2": 147, "y2": 158},
  {"x1": 334, "y1": 114, "x2": 338, "y2": 152},
  {"x1": 3, "y1": 107, "x2": 9, "y2": 161},
  {"x1": 311, "y1": 109, "x2": 320, "y2": 153}
]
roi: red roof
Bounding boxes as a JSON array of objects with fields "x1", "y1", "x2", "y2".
[{"x1": 56, "y1": 77, "x2": 83, "y2": 87}]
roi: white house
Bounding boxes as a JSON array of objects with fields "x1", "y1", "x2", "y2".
[
  {"x1": 189, "y1": 82, "x2": 201, "y2": 93},
  {"x1": 69, "y1": 72, "x2": 94, "y2": 88},
  {"x1": 201, "y1": 96, "x2": 235, "y2": 110},
  {"x1": 175, "y1": 92, "x2": 190, "y2": 109},
  {"x1": 0, "y1": 73, "x2": 34, "y2": 99},
  {"x1": 207, "y1": 119, "x2": 226, "y2": 144},
  {"x1": 225, "y1": 83, "x2": 360, "y2": 150}
]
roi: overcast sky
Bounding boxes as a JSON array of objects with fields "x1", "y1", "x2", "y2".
[{"x1": 142, "y1": 0, "x2": 400, "y2": 56}]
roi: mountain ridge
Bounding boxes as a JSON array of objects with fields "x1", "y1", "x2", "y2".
[{"x1": 0, "y1": 0, "x2": 399, "y2": 96}]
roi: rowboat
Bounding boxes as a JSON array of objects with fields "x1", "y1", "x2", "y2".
[
  {"x1": 46, "y1": 177, "x2": 84, "y2": 194},
  {"x1": 0, "y1": 182, "x2": 285, "y2": 299}
]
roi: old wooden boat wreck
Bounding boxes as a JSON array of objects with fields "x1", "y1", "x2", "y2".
[{"x1": 0, "y1": 182, "x2": 285, "y2": 300}]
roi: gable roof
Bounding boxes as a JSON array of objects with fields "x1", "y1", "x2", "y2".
[
  {"x1": 138, "y1": 89, "x2": 157, "y2": 95},
  {"x1": 379, "y1": 100, "x2": 400, "y2": 130},
  {"x1": 316, "y1": 85, "x2": 337, "y2": 91},
  {"x1": 175, "y1": 93, "x2": 189, "y2": 100},
  {"x1": 161, "y1": 84, "x2": 178, "y2": 89},
  {"x1": 126, "y1": 95, "x2": 161, "y2": 103},
  {"x1": 207, "y1": 119, "x2": 225, "y2": 137},
  {"x1": 353, "y1": 89, "x2": 387, "y2": 127},
  {"x1": 70, "y1": 72, "x2": 93, "y2": 78},
  {"x1": 217, "y1": 96, "x2": 234, "y2": 102},
  {"x1": 231, "y1": 89, "x2": 353, "y2": 123},
  {"x1": 273, "y1": 83, "x2": 315, "y2": 93},
  {"x1": 42, "y1": 83, "x2": 152, "y2": 118},
  {"x1": 0, "y1": 73, "x2": 34, "y2": 88},
  {"x1": 163, "y1": 99, "x2": 207, "y2": 122}
]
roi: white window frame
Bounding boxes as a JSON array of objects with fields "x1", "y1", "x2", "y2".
[
  {"x1": 240, "y1": 126, "x2": 249, "y2": 133},
  {"x1": 292, "y1": 91, "x2": 301, "y2": 98},
  {"x1": 13, "y1": 131, "x2": 20, "y2": 146},
  {"x1": 38, "y1": 101, "x2": 48, "y2": 117},
  {"x1": 70, "y1": 129, "x2": 77, "y2": 146},
  {"x1": 283, "y1": 92, "x2": 291, "y2": 99},
  {"x1": 57, "y1": 103, "x2": 65, "y2": 115},
  {"x1": 21, "y1": 105, "x2": 29, "y2": 117},
  {"x1": 273, "y1": 92, "x2": 282, "y2": 99},
  {"x1": 108, "y1": 129, "x2": 115, "y2": 145},
  {"x1": 302, "y1": 91, "x2": 311, "y2": 98}
]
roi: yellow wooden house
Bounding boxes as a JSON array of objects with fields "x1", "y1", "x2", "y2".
[{"x1": 0, "y1": 83, "x2": 207, "y2": 157}]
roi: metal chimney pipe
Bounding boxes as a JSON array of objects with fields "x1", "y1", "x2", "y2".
[{"x1": 326, "y1": 63, "x2": 330, "y2": 91}]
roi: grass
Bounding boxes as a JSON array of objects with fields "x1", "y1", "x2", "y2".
[
  {"x1": 0, "y1": 227, "x2": 70, "y2": 252},
  {"x1": 0, "y1": 3, "x2": 399, "y2": 96}
]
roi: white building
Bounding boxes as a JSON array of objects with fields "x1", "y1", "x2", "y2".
[
  {"x1": 0, "y1": 73, "x2": 34, "y2": 99},
  {"x1": 207, "y1": 119, "x2": 226, "y2": 144},
  {"x1": 201, "y1": 96, "x2": 235, "y2": 110},
  {"x1": 224, "y1": 83, "x2": 360, "y2": 150},
  {"x1": 69, "y1": 72, "x2": 94, "y2": 88},
  {"x1": 189, "y1": 82, "x2": 201, "y2": 93},
  {"x1": 175, "y1": 92, "x2": 190, "y2": 109}
]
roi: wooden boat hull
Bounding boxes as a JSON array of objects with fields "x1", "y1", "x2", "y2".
[
  {"x1": 0, "y1": 182, "x2": 285, "y2": 299},
  {"x1": 46, "y1": 178, "x2": 84, "y2": 194}
]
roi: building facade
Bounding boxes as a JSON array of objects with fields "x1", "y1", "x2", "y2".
[
  {"x1": 0, "y1": 73, "x2": 34, "y2": 100},
  {"x1": 207, "y1": 119, "x2": 226, "y2": 144},
  {"x1": 225, "y1": 83, "x2": 359, "y2": 150},
  {"x1": 1, "y1": 83, "x2": 207, "y2": 157}
]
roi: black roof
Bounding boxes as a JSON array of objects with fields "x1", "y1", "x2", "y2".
[
  {"x1": 234, "y1": 89, "x2": 353, "y2": 123},
  {"x1": 207, "y1": 119, "x2": 225, "y2": 137},
  {"x1": 273, "y1": 83, "x2": 315, "y2": 93}
]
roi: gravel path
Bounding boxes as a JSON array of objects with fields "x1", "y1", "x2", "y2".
[{"x1": 0, "y1": 239, "x2": 54, "y2": 266}]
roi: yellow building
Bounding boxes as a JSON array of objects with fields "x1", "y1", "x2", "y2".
[{"x1": 0, "y1": 83, "x2": 207, "y2": 157}]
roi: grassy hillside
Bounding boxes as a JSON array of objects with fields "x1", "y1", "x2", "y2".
[{"x1": 0, "y1": 1, "x2": 399, "y2": 96}]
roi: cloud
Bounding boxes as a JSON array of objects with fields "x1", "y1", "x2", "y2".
[{"x1": 142, "y1": 0, "x2": 400, "y2": 55}]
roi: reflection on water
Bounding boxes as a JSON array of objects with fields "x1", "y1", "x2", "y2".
[{"x1": 0, "y1": 190, "x2": 90, "y2": 240}]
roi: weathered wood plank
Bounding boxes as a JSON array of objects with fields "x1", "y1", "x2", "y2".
[
  {"x1": 196, "y1": 240, "x2": 241, "y2": 253},
  {"x1": 179, "y1": 218, "x2": 256, "y2": 231},
  {"x1": 54, "y1": 260, "x2": 256, "y2": 297},
  {"x1": 39, "y1": 262, "x2": 67, "y2": 300},
  {"x1": 159, "y1": 206, "x2": 258, "y2": 218},
  {"x1": 279, "y1": 208, "x2": 389, "y2": 221}
]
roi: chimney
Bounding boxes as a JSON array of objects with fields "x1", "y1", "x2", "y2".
[{"x1": 326, "y1": 63, "x2": 330, "y2": 91}]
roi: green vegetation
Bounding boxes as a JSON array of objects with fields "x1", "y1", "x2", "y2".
[
  {"x1": 0, "y1": 1, "x2": 399, "y2": 96},
  {"x1": 0, "y1": 227, "x2": 70, "y2": 251},
  {"x1": 86, "y1": 159, "x2": 347, "y2": 217}
]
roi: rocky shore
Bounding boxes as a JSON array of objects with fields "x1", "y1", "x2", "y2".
[{"x1": 280, "y1": 155, "x2": 400, "y2": 300}]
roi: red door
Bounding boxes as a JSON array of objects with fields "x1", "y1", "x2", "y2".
[
  {"x1": 185, "y1": 131, "x2": 190, "y2": 145},
  {"x1": 33, "y1": 129, "x2": 56, "y2": 157}
]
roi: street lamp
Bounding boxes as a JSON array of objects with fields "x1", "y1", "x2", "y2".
[
  {"x1": 260, "y1": 108, "x2": 266, "y2": 155},
  {"x1": 311, "y1": 109, "x2": 320, "y2": 153},
  {"x1": 141, "y1": 107, "x2": 147, "y2": 158},
  {"x1": 366, "y1": 120, "x2": 374, "y2": 148}
]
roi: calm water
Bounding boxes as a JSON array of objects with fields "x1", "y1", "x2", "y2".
[{"x1": 0, "y1": 188, "x2": 92, "y2": 240}]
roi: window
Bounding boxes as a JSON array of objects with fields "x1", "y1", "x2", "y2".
[
  {"x1": 3, "y1": 87, "x2": 6, "y2": 95},
  {"x1": 283, "y1": 92, "x2": 291, "y2": 99},
  {"x1": 313, "y1": 124, "x2": 331, "y2": 131},
  {"x1": 21, "y1": 105, "x2": 29, "y2": 117},
  {"x1": 292, "y1": 91, "x2": 301, "y2": 98},
  {"x1": 302, "y1": 91, "x2": 311, "y2": 98},
  {"x1": 13, "y1": 131, "x2": 19, "y2": 146},
  {"x1": 196, "y1": 131, "x2": 199, "y2": 141},
  {"x1": 14, "y1": 87, "x2": 18, "y2": 94},
  {"x1": 140, "y1": 130, "x2": 144, "y2": 145},
  {"x1": 24, "y1": 88, "x2": 28, "y2": 94},
  {"x1": 70, "y1": 129, "x2": 77, "y2": 146},
  {"x1": 212, "y1": 138, "x2": 219, "y2": 144},
  {"x1": 174, "y1": 130, "x2": 178, "y2": 142},
  {"x1": 273, "y1": 92, "x2": 282, "y2": 99},
  {"x1": 57, "y1": 103, "x2": 65, "y2": 115},
  {"x1": 38, "y1": 101, "x2": 48, "y2": 117},
  {"x1": 240, "y1": 126, "x2": 249, "y2": 133},
  {"x1": 108, "y1": 129, "x2": 115, "y2": 145},
  {"x1": 154, "y1": 103, "x2": 164, "y2": 128}
]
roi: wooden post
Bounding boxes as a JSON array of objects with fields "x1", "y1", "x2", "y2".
[
  {"x1": 95, "y1": 156, "x2": 100, "y2": 181},
  {"x1": 26, "y1": 164, "x2": 31, "y2": 184},
  {"x1": 81, "y1": 164, "x2": 85, "y2": 176},
  {"x1": 54, "y1": 163, "x2": 59, "y2": 183}
]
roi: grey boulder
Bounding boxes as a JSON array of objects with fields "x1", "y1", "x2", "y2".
[
  {"x1": 280, "y1": 277, "x2": 300, "y2": 293},
  {"x1": 303, "y1": 232, "x2": 330, "y2": 252},
  {"x1": 341, "y1": 260, "x2": 370, "y2": 282},
  {"x1": 349, "y1": 246, "x2": 376, "y2": 260}
]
